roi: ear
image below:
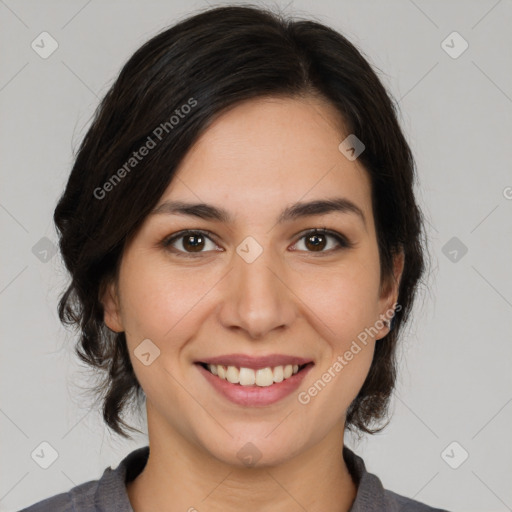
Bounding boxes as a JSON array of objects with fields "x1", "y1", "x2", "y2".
[
  {"x1": 377, "y1": 249, "x2": 405, "y2": 337},
  {"x1": 99, "y1": 278, "x2": 124, "y2": 333}
]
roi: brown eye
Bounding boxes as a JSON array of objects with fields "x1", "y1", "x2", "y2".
[
  {"x1": 182, "y1": 233, "x2": 206, "y2": 252},
  {"x1": 293, "y1": 229, "x2": 350, "y2": 253},
  {"x1": 304, "y1": 232, "x2": 327, "y2": 252},
  {"x1": 163, "y1": 230, "x2": 219, "y2": 256}
]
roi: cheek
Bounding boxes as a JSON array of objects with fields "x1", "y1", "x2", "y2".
[
  {"x1": 117, "y1": 253, "x2": 217, "y2": 342},
  {"x1": 116, "y1": 256, "x2": 216, "y2": 405},
  {"x1": 295, "y1": 255, "x2": 382, "y2": 340},
  {"x1": 293, "y1": 253, "x2": 381, "y2": 400}
]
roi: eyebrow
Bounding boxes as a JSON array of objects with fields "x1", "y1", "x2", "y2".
[{"x1": 150, "y1": 197, "x2": 366, "y2": 228}]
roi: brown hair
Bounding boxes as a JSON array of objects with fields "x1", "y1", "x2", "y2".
[{"x1": 54, "y1": 4, "x2": 428, "y2": 439}]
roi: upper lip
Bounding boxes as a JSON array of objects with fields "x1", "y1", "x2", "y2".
[{"x1": 197, "y1": 354, "x2": 314, "y2": 370}]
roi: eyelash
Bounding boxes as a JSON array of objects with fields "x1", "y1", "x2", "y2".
[{"x1": 161, "y1": 228, "x2": 352, "y2": 258}]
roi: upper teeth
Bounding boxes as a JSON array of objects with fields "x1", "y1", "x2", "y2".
[{"x1": 207, "y1": 364, "x2": 300, "y2": 387}]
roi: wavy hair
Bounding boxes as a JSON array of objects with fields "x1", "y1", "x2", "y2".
[{"x1": 54, "y1": 4, "x2": 427, "y2": 438}]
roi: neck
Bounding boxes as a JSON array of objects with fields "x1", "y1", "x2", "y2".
[{"x1": 127, "y1": 406, "x2": 357, "y2": 512}]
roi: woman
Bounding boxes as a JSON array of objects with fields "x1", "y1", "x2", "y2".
[{"x1": 21, "y1": 5, "x2": 449, "y2": 511}]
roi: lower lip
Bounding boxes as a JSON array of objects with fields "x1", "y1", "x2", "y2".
[{"x1": 196, "y1": 363, "x2": 314, "y2": 407}]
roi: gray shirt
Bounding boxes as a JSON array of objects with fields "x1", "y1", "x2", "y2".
[{"x1": 19, "y1": 446, "x2": 450, "y2": 511}]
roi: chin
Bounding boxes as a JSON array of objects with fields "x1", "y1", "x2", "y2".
[{"x1": 200, "y1": 430, "x2": 303, "y2": 469}]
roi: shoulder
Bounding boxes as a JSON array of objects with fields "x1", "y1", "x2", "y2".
[
  {"x1": 18, "y1": 478, "x2": 99, "y2": 511},
  {"x1": 343, "y1": 446, "x2": 451, "y2": 512},
  {"x1": 18, "y1": 446, "x2": 150, "y2": 512},
  {"x1": 381, "y1": 489, "x2": 450, "y2": 511}
]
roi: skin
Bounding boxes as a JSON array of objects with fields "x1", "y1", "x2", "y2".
[{"x1": 102, "y1": 95, "x2": 404, "y2": 512}]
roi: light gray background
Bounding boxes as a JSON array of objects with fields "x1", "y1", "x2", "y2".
[{"x1": 1, "y1": 1, "x2": 511, "y2": 511}]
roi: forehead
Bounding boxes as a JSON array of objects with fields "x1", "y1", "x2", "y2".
[{"x1": 159, "y1": 96, "x2": 373, "y2": 225}]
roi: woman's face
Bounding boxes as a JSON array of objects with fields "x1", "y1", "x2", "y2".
[{"x1": 103, "y1": 96, "x2": 402, "y2": 467}]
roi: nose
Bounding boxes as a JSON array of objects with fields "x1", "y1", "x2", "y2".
[{"x1": 217, "y1": 243, "x2": 297, "y2": 340}]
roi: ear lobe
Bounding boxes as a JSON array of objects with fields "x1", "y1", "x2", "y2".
[{"x1": 100, "y1": 279, "x2": 124, "y2": 333}]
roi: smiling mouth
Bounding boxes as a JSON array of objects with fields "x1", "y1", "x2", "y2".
[{"x1": 197, "y1": 362, "x2": 312, "y2": 387}]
